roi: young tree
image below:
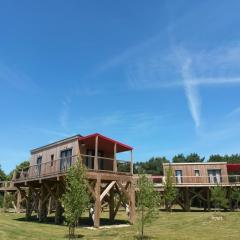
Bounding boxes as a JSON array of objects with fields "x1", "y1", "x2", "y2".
[
  {"x1": 231, "y1": 187, "x2": 240, "y2": 210},
  {"x1": 163, "y1": 167, "x2": 177, "y2": 211},
  {"x1": 137, "y1": 174, "x2": 159, "y2": 240},
  {"x1": 61, "y1": 159, "x2": 90, "y2": 239},
  {"x1": 210, "y1": 186, "x2": 228, "y2": 211}
]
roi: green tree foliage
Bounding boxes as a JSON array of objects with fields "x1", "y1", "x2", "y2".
[
  {"x1": 186, "y1": 153, "x2": 204, "y2": 162},
  {"x1": 137, "y1": 174, "x2": 159, "y2": 240},
  {"x1": 211, "y1": 186, "x2": 228, "y2": 211},
  {"x1": 134, "y1": 157, "x2": 169, "y2": 175},
  {"x1": 208, "y1": 154, "x2": 240, "y2": 164},
  {"x1": 8, "y1": 161, "x2": 30, "y2": 180},
  {"x1": 172, "y1": 153, "x2": 204, "y2": 163},
  {"x1": 61, "y1": 159, "x2": 90, "y2": 238},
  {"x1": 208, "y1": 154, "x2": 224, "y2": 162},
  {"x1": 230, "y1": 187, "x2": 240, "y2": 210},
  {"x1": 163, "y1": 167, "x2": 177, "y2": 211},
  {"x1": 172, "y1": 154, "x2": 186, "y2": 163},
  {"x1": 0, "y1": 165, "x2": 7, "y2": 181}
]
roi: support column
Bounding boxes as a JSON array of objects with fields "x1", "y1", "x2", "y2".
[
  {"x1": 113, "y1": 143, "x2": 117, "y2": 172},
  {"x1": 55, "y1": 183, "x2": 63, "y2": 224},
  {"x1": 26, "y1": 186, "x2": 33, "y2": 220},
  {"x1": 207, "y1": 187, "x2": 211, "y2": 211},
  {"x1": 16, "y1": 190, "x2": 22, "y2": 213},
  {"x1": 48, "y1": 196, "x2": 52, "y2": 215},
  {"x1": 94, "y1": 135, "x2": 99, "y2": 171},
  {"x1": 94, "y1": 176, "x2": 101, "y2": 227},
  {"x1": 129, "y1": 181, "x2": 136, "y2": 224},
  {"x1": 109, "y1": 187, "x2": 115, "y2": 222},
  {"x1": 38, "y1": 184, "x2": 48, "y2": 222},
  {"x1": 130, "y1": 150, "x2": 133, "y2": 174},
  {"x1": 184, "y1": 187, "x2": 190, "y2": 211}
]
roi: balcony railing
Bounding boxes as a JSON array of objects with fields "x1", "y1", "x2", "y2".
[
  {"x1": 133, "y1": 175, "x2": 240, "y2": 186},
  {"x1": 14, "y1": 154, "x2": 132, "y2": 181},
  {"x1": 0, "y1": 181, "x2": 15, "y2": 189}
]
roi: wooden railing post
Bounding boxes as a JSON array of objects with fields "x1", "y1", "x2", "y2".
[
  {"x1": 130, "y1": 150, "x2": 133, "y2": 174},
  {"x1": 113, "y1": 143, "x2": 117, "y2": 172},
  {"x1": 94, "y1": 135, "x2": 99, "y2": 171}
]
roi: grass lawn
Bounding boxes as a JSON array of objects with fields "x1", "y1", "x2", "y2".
[{"x1": 0, "y1": 210, "x2": 240, "y2": 240}]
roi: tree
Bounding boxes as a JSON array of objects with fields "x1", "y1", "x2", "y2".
[
  {"x1": 208, "y1": 154, "x2": 224, "y2": 162},
  {"x1": 172, "y1": 154, "x2": 186, "y2": 163},
  {"x1": 0, "y1": 165, "x2": 7, "y2": 181},
  {"x1": 210, "y1": 186, "x2": 228, "y2": 211},
  {"x1": 231, "y1": 187, "x2": 240, "y2": 210},
  {"x1": 61, "y1": 159, "x2": 90, "y2": 239},
  {"x1": 134, "y1": 157, "x2": 169, "y2": 175},
  {"x1": 8, "y1": 161, "x2": 30, "y2": 180},
  {"x1": 186, "y1": 153, "x2": 204, "y2": 162},
  {"x1": 137, "y1": 174, "x2": 159, "y2": 240},
  {"x1": 163, "y1": 167, "x2": 177, "y2": 211}
]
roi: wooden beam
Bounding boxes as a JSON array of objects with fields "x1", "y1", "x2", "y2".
[
  {"x1": 94, "y1": 135, "x2": 99, "y2": 170},
  {"x1": 129, "y1": 181, "x2": 135, "y2": 224},
  {"x1": 109, "y1": 187, "x2": 114, "y2": 222},
  {"x1": 43, "y1": 182, "x2": 57, "y2": 201},
  {"x1": 94, "y1": 176, "x2": 101, "y2": 228},
  {"x1": 100, "y1": 181, "x2": 116, "y2": 202},
  {"x1": 113, "y1": 143, "x2": 117, "y2": 172},
  {"x1": 88, "y1": 181, "x2": 96, "y2": 200},
  {"x1": 130, "y1": 150, "x2": 133, "y2": 175},
  {"x1": 116, "y1": 181, "x2": 130, "y2": 200}
]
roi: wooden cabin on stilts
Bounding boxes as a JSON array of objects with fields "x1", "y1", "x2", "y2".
[{"x1": 13, "y1": 133, "x2": 135, "y2": 227}]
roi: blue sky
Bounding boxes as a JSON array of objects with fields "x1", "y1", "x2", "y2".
[{"x1": 1, "y1": 0, "x2": 240, "y2": 173}]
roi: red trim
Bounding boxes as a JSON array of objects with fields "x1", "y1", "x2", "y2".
[
  {"x1": 227, "y1": 164, "x2": 240, "y2": 172},
  {"x1": 78, "y1": 133, "x2": 133, "y2": 151}
]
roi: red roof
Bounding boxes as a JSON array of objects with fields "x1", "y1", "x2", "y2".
[
  {"x1": 227, "y1": 164, "x2": 240, "y2": 172},
  {"x1": 78, "y1": 133, "x2": 133, "y2": 153}
]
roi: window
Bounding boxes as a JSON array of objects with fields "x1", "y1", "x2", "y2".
[
  {"x1": 194, "y1": 169, "x2": 200, "y2": 176},
  {"x1": 175, "y1": 170, "x2": 183, "y2": 184},
  {"x1": 36, "y1": 156, "x2": 42, "y2": 176},
  {"x1": 51, "y1": 154, "x2": 54, "y2": 167},
  {"x1": 60, "y1": 149, "x2": 72, "y2": 171},
  {"x1": 208, "y1": 169, "x2": 221, "y2": 184}
]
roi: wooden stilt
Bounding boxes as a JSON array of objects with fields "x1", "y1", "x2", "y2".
[
  {"x1": 109, "y1": 187, "x2": 115, "y2": 222},
  {"x1": 129, "y1": 181, "x2": 136, "y2": 224},
  {"x1": 94, "y1": 176, "x2": 101, "y2": 227},
  {"x1": 184, "y1": 187, "x2": 190, "y2": 211},
  {"x1": 16, "y1": 190, "x2": 22, "y2": 213},
  {"x1": 207, "y1": 188, "x2": 211, "y2": 211},
  {"x1": 26, "y1": 186, "x2": 33, "y2": 220},
  {"x1": 55, "y1": 183, "x2": 63, "y2": 224},
  {"x1": 38, "y1": 184, "x2": 48, "y2": 222}
]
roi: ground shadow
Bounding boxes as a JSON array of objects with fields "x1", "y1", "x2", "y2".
[
  {"x1": 64, "y1": 234, "x2": 84, "y2": 239},
  {"x1": 14, "y1": 215, "x2": 129, "y2": 227}
]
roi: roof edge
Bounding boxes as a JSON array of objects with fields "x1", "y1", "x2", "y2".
[{"x1": 31, "y1": 134, "x2": 81, "y2": 154}]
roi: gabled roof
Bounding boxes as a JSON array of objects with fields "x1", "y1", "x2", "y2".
[{"x1": 78, "y1": 133, "x2": 133, "y2": 153}]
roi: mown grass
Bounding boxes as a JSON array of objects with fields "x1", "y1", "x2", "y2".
[{"x1": 0, "y1": 210, "x2": 240, "y2": 240}]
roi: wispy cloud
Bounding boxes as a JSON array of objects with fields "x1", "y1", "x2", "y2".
[
  {"x1": 0, "y1": 62, "x2": 38, "y2": 91},
  {"x1": 179, "y1": 54, "x2": 201, "y2": 128},
  {"x1": 226, "y1": 107, "x2": 240, "y2": 118},
  {"x1": 59, "y1": 96, "x2": 71, "y2": 130}
]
